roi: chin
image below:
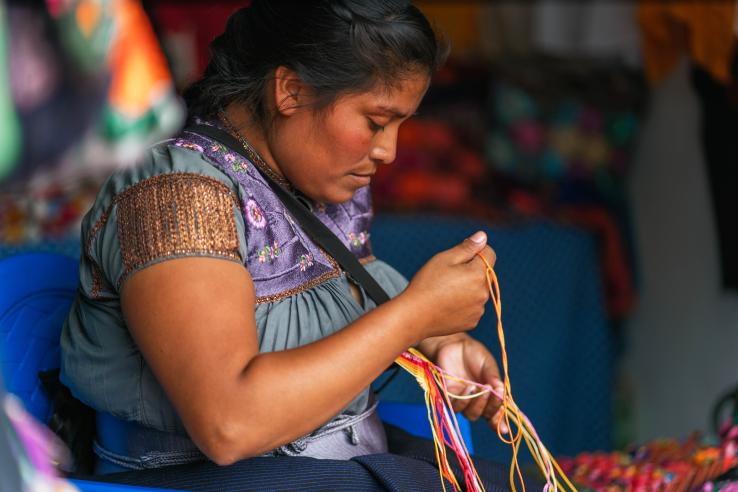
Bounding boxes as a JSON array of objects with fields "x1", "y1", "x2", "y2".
[
  {"x1": 315, "y1": 186, "x2": 358, "y2": 205},
  {"x1": 324, "y1": 191, "x2": 355, "y2": 205},
  {"x1": 300, "y1": 177, "x2": 364, "y2": 205}
]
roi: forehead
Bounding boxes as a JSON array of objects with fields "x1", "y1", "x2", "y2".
[{"x1": 337, "y1": 73, "x2": 431, "y2": 114}]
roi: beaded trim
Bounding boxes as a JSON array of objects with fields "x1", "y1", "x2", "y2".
[
  {"x1": 254, "y1": 244, "x2": 342, "y2": 304},
  {"x1": 85, "y1": 207, "x2": 113, "y2": 299},
  {"x1": 115, "y1": 173, "x2": 241, "y2": 286},
  {"x1": 254, "y1": 269, "x2": 342, "y2": 305},
  {"x1": 90, "y1": 262, "x2": 104, "y2": 299},
  {"x1": 253, "y1": 254, "x2": 376, "y2": 304}
]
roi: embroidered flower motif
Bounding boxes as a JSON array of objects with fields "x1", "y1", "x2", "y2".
[
  {"x1": 231, "y1": 160, "x2": 248, "y2": 173},
  {"x1": 257, "y1": 241, "x2": 281, "y2": 263},
  {"x1": 245, "y1": 199, "x2": 267, "y2": 229},
  {"x1": 174, "y1": 141, "x2": 204, "y2": 153},
  {"x1": 203, "y1": 142, "x2": 248, "y2": 172},
  {"x1": 347, "y1": 230, "x2": 369, "y2": 249},
  {"x1": 298, "y1": 253, "x2": 314, "y2": 272}
]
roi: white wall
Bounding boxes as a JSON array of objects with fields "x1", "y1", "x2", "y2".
[{"x1": 626, "y1": 59, "x2": 738, "y2": 441}]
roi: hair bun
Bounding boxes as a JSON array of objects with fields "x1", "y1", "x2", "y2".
[
  {"x1": 336, "y1": 0, "x2": 412, "y2": 22},
  {"x1": 185, "y1": 0, "x2": 445, "y2": 123}
]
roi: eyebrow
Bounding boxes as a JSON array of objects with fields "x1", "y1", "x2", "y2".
[{"x1": 372, "y1": 105, "x2": 416, "y2": 119}]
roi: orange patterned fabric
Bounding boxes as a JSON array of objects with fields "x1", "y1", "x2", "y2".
[
  {"x1": 638, "y1": 1, "x2": 737, "y2": 84},
  {"x1": 108, "y1": 0, "x2": 173, "y2": 117}
]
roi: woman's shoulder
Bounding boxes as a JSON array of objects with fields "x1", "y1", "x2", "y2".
[
  {"x1": 79, "y1": 138, "x2": 249, "y2": 293},
  {"x1": 82, "y1": 138, "x2": 239, "y2": 220},
  {"x1": 120, "y1": 138, "x2": 242, "y2": 198}
]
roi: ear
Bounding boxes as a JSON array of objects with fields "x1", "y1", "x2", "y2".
[{"x1": 273, "y1": 66, "x2": 309, "y2": 116}]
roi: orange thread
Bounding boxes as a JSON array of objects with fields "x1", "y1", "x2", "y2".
[{"x1": 393, "y1": 251, "x2": 578, "y2": 492}]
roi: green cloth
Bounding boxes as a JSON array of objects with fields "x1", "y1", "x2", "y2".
[{"x1": 0, "y1": 3, "x2": 21, "y2": 181}]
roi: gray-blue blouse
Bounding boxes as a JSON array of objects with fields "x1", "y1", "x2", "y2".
[{"x1": 60, "y1": 123, "x2": 408, "y2": 468}]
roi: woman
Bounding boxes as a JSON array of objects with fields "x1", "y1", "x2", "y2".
[{"x1": 61, "y1": 1, "x2": 515, "y2": 489}]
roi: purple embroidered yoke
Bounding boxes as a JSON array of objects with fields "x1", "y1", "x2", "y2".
[{"x1": 176, "y1": 127, "x2": 374, "y2": 304}]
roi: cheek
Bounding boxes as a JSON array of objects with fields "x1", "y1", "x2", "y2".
[{"x1": 323, "y1": 118, "x2": 371, "y2": 163}]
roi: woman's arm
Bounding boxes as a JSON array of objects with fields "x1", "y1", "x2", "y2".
[{"x1": 121, "y1": 234, "x2": 494, "y2": 465}]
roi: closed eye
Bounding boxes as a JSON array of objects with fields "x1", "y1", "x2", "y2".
[{"x1": 367, "y1": 118, "x2": 385, "y2": 133}]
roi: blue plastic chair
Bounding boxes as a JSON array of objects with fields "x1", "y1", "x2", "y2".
[
  {"x1": 377, "y1": 400, "x2": 474, "y2": 454},
  {"x1": 0, "y1": 253, "x2": 78, "y2": 422},
  {"x1": 0, "y1": 252, "x2": 169, "y2": 491}
]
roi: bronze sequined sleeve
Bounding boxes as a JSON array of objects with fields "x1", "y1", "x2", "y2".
[{"x1": 116, "y1": 172, "x2": 242, "y2": 285}]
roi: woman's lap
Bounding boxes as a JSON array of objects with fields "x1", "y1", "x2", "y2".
[{"x1": 86, "y1": 425, "x2": 531, "y2": 491}]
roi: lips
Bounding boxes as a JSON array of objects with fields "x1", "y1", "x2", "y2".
[
  {"x1": 350, "y1": 166, "x2": 376, "y2": 177},
  {"x1": 348, "y1": 173, "x2": 373, "y2": 186}
]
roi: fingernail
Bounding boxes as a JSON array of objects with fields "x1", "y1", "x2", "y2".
[
  {"x1": 494, "y1": 382, "x2": 504, "y2": 398},
  {"x1": 470, "y1": 231, "x2": 486, "y2": 244},
  {"x1": 501, "y1": 422, "x2": 509, "y2": 434}
]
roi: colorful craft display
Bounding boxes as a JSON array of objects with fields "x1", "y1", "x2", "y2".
[
  {"x1": 372, "y1": 116, "x2": 487, "y2": 213},
  {"x1": 370, "y1": 63, "x2": 643, "y2": 320},
  {"x1": 488, "y1": 80, "x2": 640, "y2": 186},
  {"x1": 704, "y1": 478, "x2": 738, "y2": 492},
  {"x1": 485, "y1": 64, "x2": 645, "y2": 321},
  {"x1": 1, "y1": 393, "x2": 77, "y2": 491},
  {"x1": 48, "y1": 0, "x2": 183, "y2": 156},
  {"x1": 395, "y1": 254, "x2": 576, "y2": 492},
  {"x1": 0, "y1": 0, "x2": 183, "y2": 188},
  {"x1": 559, "y1": 427, "x2": 738, "y2": 491},
  {"x1": 0, "y1": 180, "x2": 99, "y2": 244}
]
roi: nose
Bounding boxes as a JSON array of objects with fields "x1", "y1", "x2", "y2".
[{"x1": 370, "y1": 128, "x2": 398, "y2": 165}]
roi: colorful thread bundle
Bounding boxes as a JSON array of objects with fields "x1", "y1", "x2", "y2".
[
  {"x1": 394, "y1": 254, "x2": 577, "y2": 492},
  {"x1": 395, "y1": 348, "x2": 484, "y2": 492}
]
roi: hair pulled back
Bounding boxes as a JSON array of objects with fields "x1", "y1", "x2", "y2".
[{"x1": 183, "y1": 0, "x2": 447, "y2": 125}]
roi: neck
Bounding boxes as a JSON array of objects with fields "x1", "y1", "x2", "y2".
[{"x1": 221, "y1": 104, "x2": 287, "y2": 182}]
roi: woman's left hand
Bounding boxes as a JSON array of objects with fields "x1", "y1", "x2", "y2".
[{"x1": 419, "y1": 333, "x2": 506, "y2": 431}]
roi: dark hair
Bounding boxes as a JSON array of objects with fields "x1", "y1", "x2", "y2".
[{"x1": 183, "y1": 0, "x2": 447, "y2": 126}]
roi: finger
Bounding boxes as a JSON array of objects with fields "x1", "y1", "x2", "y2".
[
  {"x1": 485, "y1": 381, "x2": 508, "y2": 433},
  {"x1": 481, "y1": 389, "x2": 503, "y2": 421},
  {"x1": 451, "y1": 385, "x2": 475, "y2": 413},
  {"x1": 489, "y1": 407, "x2": 509, "y2": 435},
  {"x1": 472, "y1": 245, "x2": 497, "y2": 270},
  {"x1": 481, "y1": 360, "x2": 502, "y2": 389},
  {"x1": 483, "y1": 246, "x2": 496, "y2": 268},
  {"x1": 463, "y1": 391, "x2": 490, "y2": 422},
  {"x1": 447, "y1": 231, "x2": 487, "y2": 265},
  {"x1": 446, "y1": 380, "x2": 467, "y2": 407},
  {"x1": 482, "y1": 381, "x2": 503, "y2": 421}
]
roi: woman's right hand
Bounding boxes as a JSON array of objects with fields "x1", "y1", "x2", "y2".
[{"x1": 399, "y1": 231, "x2": 496, "y2": 341}]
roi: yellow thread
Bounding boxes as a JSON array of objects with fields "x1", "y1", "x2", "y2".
[{"x1": 393, "y1": 252, "x2": 578, "y2": 492}]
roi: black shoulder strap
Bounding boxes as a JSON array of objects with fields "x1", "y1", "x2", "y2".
[{"x1": 184, "y1": 124, "x2": 391, "y2": 306}]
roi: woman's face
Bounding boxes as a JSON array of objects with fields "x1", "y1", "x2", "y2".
[{"x1": 269, "y1": 72, "x2": 430, "y2": 204}]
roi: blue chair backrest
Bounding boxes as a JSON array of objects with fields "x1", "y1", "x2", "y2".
[{"x1": 0, "y1": 253, "x2": 78, "y2": 422}]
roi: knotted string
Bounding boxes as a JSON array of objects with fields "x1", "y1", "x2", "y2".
[{"x1": 392, "y1": 252, "x2": 578, "y2": 492}]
